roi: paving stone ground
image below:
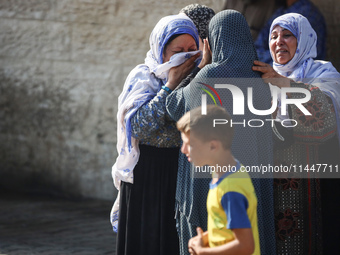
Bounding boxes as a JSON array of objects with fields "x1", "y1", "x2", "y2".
[{"x1": 0, "y1": 190, "x2": 116, "y2": 255}]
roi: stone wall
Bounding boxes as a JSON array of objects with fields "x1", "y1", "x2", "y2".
[
  {"x1": 311, "y1": 0, "x2": 340, "y2": 69},
  {"x1": 0, "y1": 0, "x2": 339, "y2": 200},
  {"x1": 0, "y1": 0, "x2": 222, "y2": 200}
]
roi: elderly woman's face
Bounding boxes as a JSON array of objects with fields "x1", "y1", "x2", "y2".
[
  {"x1": 270, "y1": 25, "x2": 297, "y2": 65},
  {"x1": 163, "y1": 34, "x2": 197, "y2": 63}
]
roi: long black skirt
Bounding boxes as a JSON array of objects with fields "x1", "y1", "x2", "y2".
[{"x1": 116, "y1": 145, "x2": 180, "y2": 255}]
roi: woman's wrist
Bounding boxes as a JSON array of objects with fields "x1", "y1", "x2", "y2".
[
  {"x1": 164, "y1": 82, "x2": 176, "y2": 91},
  {"x1": 161, "y1": 85, "x2": 172, "y2": 94}
]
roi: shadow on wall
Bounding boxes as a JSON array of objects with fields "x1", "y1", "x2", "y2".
[{"x1": 0, "y1": 70, "x2": 84, "y2": 198}]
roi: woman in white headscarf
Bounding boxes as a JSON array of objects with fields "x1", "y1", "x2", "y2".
[
  {"x1": 253, "y1": 13, "x2": 340, "y2": 254},
  {"x1": 110, "y1": 14, "x2": 209, "y2": 255}
]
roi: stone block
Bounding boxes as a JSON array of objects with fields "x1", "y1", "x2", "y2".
[
  {"x1": 0, "y1": 18, "x2": 71, "y2": 60},
  {"x1": 55, "y1": 0, "x2": 118, "y2": 24},
  {"x1": 71, "y1": 23, "x2": 117, "y2": 64},
  {"x1": 0, "y1": 0, "x2": 54, "y2": 20}
]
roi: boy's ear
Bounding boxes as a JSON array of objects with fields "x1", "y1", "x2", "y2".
[{"x1": 209, "y1": 140, "x2": 220, "y2": 151}]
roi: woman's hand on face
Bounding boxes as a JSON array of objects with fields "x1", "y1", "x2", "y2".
[
  {"x1": 166, "y1": 53, "x2": 200, "y2": 90},
  {"x1": 198, "y1": 39, "x2": 212, "y2": 69},
  {"x1": 252, "y1": 60, "x2": 291, "y2": 88}
]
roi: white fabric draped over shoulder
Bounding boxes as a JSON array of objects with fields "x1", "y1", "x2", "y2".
[
  {"x1": 110, "y1": 14, "x2": 199, "y2": 232},
  {"x1": 270, "y1": 13, "x2": 340, "y2": 139}
]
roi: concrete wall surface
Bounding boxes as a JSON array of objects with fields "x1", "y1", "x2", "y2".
[
  {"x1": 311, "y1": 0, "x2": 340, "y2": 69},
  {"x1": 0, "y1": 0, "x2": 222, "y2": 200},
  {"x1": 0, "y1": 0, "x2": 338, "y2": 200}
]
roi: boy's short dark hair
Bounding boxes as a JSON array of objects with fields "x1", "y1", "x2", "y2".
[{"x1": 177, "y1": 105, "x2": 234, "y2": 150}]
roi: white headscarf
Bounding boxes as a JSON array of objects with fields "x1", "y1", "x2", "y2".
[
  {"x1": 110, "y1": 14, "x2": 200, "y2": 232},
  {"x1": 270, "y1": 13, "x2": 340, "y2": 141}
]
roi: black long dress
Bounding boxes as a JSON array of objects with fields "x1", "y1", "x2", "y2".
[{"x1": 116, "y1": 145, "x2": 179, "y2": 255}]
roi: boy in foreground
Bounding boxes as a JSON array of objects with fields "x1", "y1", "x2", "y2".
[{"x1": 176, "y1": 105, "x2": 260, "y2": 255}]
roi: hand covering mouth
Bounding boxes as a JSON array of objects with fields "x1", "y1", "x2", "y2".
[{"x1": 151, "y1": 50, "x2": 202, "y2": 79}]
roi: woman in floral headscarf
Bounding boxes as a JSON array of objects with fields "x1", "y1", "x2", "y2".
[
  {"x1": 253, "y1": 13, "x2": 340, "y2": 254},
  {"x1": 111, "y1": 14, "x2": 203, "y2": 255}
]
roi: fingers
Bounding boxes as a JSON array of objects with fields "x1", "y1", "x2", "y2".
[
  {"x1": 203, "y1": 39, "x2": 211, "y2": 56},
  {"x1": 204, "y1": 38, "x2": 211, "y2": 52},
  {"x1": 188, "y1": 237, "x2": 196, "y2": 254},
  {"x1": 198, "y1": 39, "x2": 212, "y2": 68},
  {"x1": 252, "y1": 65, "x2": 270, "y2": 73},
  {"x1": 253, "y1": 60, "x2": 267, "y2": 67},
  {"x1": 167, "y1": 52, "x2": 200, "y2": 87},
  {"x1": 170, "y1": 61, "x2": 194, "y2": 80},
  {"x1": 203, "y1": 39, "x2": 208, "y2": 52},
  {"x1": 252, "y1": 60, "x2": 272, "y2": 73},
  {"x1": 181, "y1": 61, "x2": 195, "y2": 75},
  {"x1": 188, "y1": 248, "x2": 196, "y2": 255},
  {"x1": 181, "y1": 53, "x2": 200, "y2": 67},
  {"x1": 197, "y1": 227, "x2": 203, "y2": 237},
  {"x1": 188, "y1": 236, "x2": 196, "y2": 245},
  {"x1": 182, "y1": 56, "x2": 198, "y2": 72},
  {"x1": 261, "y1": 72, "x2": 273, "y2": 79},
  {"x1": 192, "y1": 52, "x2": 201, "y2": 60},
  {"x1": 206, "y1": 39, "x2": 211, "y2": 51}
]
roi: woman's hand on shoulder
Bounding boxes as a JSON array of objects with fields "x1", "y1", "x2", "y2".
[
  {"x1": 165, "y1": 53, "x2": 200, "y2": 90},
  {"x1": 252, "y1": 60, "x2": 291, "y2": 88}
]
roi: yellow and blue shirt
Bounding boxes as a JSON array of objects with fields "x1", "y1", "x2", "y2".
[{"x1": 207, "y1": 160, "x2": 260, "y2": 254}]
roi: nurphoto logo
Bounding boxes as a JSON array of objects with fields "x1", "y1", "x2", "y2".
[{"x1": 200, "y1": 83, "x2": 312, "y2": 128}]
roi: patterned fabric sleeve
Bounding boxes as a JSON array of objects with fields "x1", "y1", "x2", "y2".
[
  {"x1": 130, "y1": 89, "x2": 170, "y2": 140},
  {"x1": 289, "y1": 81, "x2": 337, "y2": 143}
]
